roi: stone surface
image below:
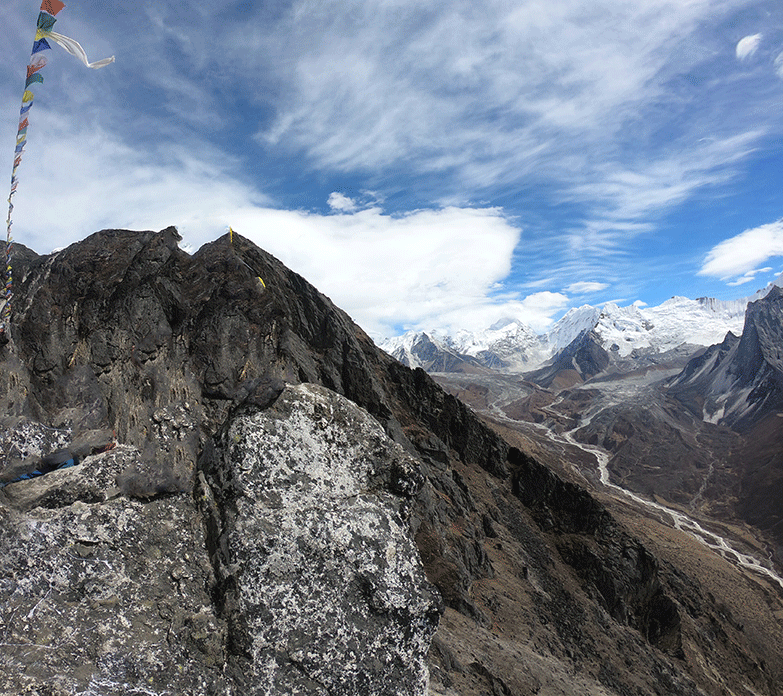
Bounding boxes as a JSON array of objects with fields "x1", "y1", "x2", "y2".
[
  {"x1": 0, "y1": 445, "x2": 228, "y2": 695},
  {"x1": 0, "y1": 384, "x2": 440, "y2": 695},
  {"x1": 202, "y1": 383, "x2": 440, "y2": 695}
]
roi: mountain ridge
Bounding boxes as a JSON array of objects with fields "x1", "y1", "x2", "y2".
[
  {"x1": 0, "y1": 228, "x2": 781, "y2": 695},
  {"x1": 382, "y1": 273, "x2": 783, "y2": 375},
  {"x1": 669, "y1": 285, "x2": 783, "y2": 429}
]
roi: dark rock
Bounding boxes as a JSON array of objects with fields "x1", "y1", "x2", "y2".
[
  {"x1": 527, "y1": 329, "x2": 610, "y2": 389},
  {"x1": 0, "y1": 227, "x2": 780, "y2": 696},
  {"x1": 670, "y1": 287, "x2": 783, "y2": 429}
]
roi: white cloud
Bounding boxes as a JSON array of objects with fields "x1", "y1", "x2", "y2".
[
  {"x1": 736, "y1": 33, "x2": 762, "y2": 61},
  {"x1": 327, "y1": 192, "x2": 358, "y2": 212},
  {"x1": 224, "y1": 205, "x2": 527, "y2": 336},
  {"x1": 565, "y1": 281, "x2": 609, "y2": 294},
  {"x1": 5, "y1": 114, "x2": 530, "y2": 337},
  {"x1": 727, "y1": 275, "x2": 755, "y2": 287},
  {"x1": 699, "y1": 220, "x2": 783, "y2": 281},
  {"x1": 6, "y1": 116, "x2": 266, "y2": 255},
  {"x1": 725, "y1": 266, "x2": 773, "y2": 286},
  {"x1": 434, "y1": 291, "x2": 570, "y2": 335}
]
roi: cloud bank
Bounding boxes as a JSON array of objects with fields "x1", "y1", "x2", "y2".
[{"x1": 5, "y1": 116, "x2": 534, "y2": 337}]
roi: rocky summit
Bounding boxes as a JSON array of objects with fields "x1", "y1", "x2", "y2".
[{"x1": 1, "y1": 228, "x2": 782, "y2": 695}]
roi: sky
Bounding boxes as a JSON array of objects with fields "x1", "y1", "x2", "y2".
[{"x1": 1, "y1": 0, "x2": 782, "y2": 339}]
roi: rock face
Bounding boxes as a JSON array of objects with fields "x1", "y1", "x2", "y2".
[
  {"x1": 670, "y1": 286, "x2": 783, "y2": 429},
  {"x1": 0, "y1": 386, "x2": 439, "y2": 695},
  {"x1": 0, "y1": 443, "x2": 228, "y2": 695},
  {"x1": 526, "y1": 329, "x2": 610, "y2": 389},
  {"x1": 0, "y1": 228, "x2": 781, "y2": 696},
  {"x1": 201, "y1": 383, "x2": 440, "y2": 695}
]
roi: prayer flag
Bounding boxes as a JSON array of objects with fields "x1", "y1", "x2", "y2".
[{"x1": 3, "y1": 3, "x2": 114, "y2": 334}]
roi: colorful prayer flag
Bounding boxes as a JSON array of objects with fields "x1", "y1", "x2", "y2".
[
  {"x1": 41, "y1": 0, "x2": 66, "y2": 16},
  {"x1": 2, "y1": 2, "x2": 114, "y2": 335}
]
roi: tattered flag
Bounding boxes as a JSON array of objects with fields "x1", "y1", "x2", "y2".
[{"x1": 3, "y1": 1, "x2": 114, "y2": 335}]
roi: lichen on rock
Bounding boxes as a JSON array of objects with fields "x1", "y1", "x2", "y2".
[{"x1": 204, "y1": 383, "x2": 442, "y2": 695}]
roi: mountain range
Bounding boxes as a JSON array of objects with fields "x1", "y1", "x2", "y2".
[
  {"x1": 420, "y1": 268, "x2": 783, "y2": 643},
  {"x1": 0, "y1": 228, "x2": 781, "y2": 695},
  {"x1": 382, "y1": 274, "x2": 783, "y2": 377}
]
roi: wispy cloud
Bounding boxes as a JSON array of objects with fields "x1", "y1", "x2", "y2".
[
  {"x1": 736, "y1": 34, "x2": 762, "y2": 61},
  {"x1": 775, "y1": 52, "x2": 783, "y2": 79},
  {"x1": 566, "y1": 281, "x2": 609, "y2": 294},
  {"x1": 726, "y1": 266, "x2": 773, "y2": 286},
  {"x1": 2, "y1": 0, "x2": 782, "y2": 337},
  {"x1": 699, "y1": 219, "x2": 783, "y2": 281},
  {"x1": 248, "y1": 0, "x2": 752, "y2": 197}
]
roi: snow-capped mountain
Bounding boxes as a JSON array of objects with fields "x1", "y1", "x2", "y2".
[
  {"x1": 555, "y1": 295, "x2": 748, "y2": 359},
  {"x1": 669, "y1": 285, "x2": 783, "y2": 428},
  {"x1": 382, "y1": 318, "x2": 548, "y2": 373},
  {"x1": 381, "y1": 274, "x2": 783, "y2": 374}
]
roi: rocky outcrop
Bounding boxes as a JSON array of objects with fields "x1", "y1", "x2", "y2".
[
  {"x1": 0, "y1": 442, "x2": 229, "y2": 695},
  {"x1": 0, "y1": 384, "x2": 440, "y2": 695},
  {"x1": 200, "y1": 383, "x2": 441, "y2": 695},
  {"x1": 670, "y1": 286, "x2": 783, "y2": 428},
  {"x1": 0, "y1": 228, "x2": 780, "y2": 696}
]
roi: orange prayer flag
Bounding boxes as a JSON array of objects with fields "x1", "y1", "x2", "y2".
[
  {"x1": 27, "y1": 63, "x2": 46, "y2": 79},
  {"x1": 40, "y1": 0, "x2": 65, "y2": 16}
]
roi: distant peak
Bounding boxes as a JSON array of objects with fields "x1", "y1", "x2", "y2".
[{"x1": 489, "y1": 317, "x2": 519, "y2": 331}]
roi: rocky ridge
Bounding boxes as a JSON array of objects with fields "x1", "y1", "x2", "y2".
[
  {"x1": 670, "y1": 286, "x2": 783, "y2": 429},
  {"x1": 0, "y1": 228, "x2": 781, "y2": 695}
]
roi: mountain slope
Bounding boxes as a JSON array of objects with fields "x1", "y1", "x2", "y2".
[
  {"x1": 0, "y1": 228, "x2": 781, "y2": 695},
  {"x1": 525, "y1": 329, "x2": 610, "y2": 389},
  {"x1": 670, "y1": 286, "x2": 783, "y2": 429}
]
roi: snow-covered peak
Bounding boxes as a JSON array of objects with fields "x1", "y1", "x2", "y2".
[
  {"x1": 448, "y1": 320, "x2": 538, "y2": 356},
  {"x1": 488, "y1": 316, "x2": 520, "y2": 331},
  {"x1": 381, "y1": 279, "x2": 781, "y2": 374},
  {"x1": 380, "y1": 318, "x2": 547, "y2": 372},
  {"x1": 546, "y1": 305, "x2": 601, "y2": 354},
  {"x1": 543, "y1": 293, "x2": 752, "y2": 359}
]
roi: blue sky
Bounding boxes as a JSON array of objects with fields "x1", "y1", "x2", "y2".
[{"x1": 1, "y1": 0, "x2": 783, "y2": 338}]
